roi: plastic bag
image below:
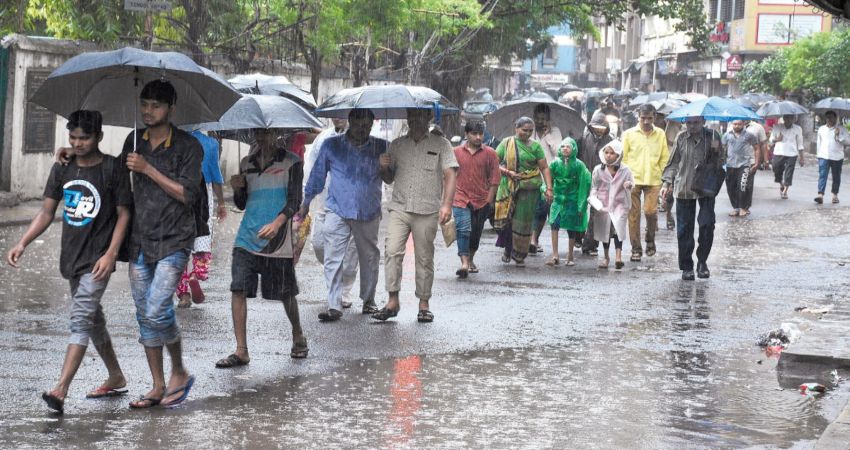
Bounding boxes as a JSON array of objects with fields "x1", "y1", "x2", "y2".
[
  {"x1": 292, "y1": 213, "x2": 312, "y2": 265},
  {"x1": 440, "y1": 216, "x2": 456, "y2": 247}
]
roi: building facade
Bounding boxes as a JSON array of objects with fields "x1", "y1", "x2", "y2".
[{"x1": 577, "y1": 0, "x2": 833, "y2": 95}]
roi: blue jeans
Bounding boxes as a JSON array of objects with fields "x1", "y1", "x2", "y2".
[
  {"x1": 129, "y1": 249, "x2": 190, "y2": 347},
  {"x1": 675, "y1": 197, "x2": 715, "y2": 271},
  {"x1": 818, "y1": 158, "x2": 843, "y2": 195},
  {"x1": 452, "y1": 204, "x2": 491, "y2": 257}
]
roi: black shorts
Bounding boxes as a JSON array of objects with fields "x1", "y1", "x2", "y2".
[{"x1": 230, "y1": 247, "x2": 298, "y2": 300}]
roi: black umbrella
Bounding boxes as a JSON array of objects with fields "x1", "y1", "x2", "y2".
[
  {"x1": 813, "y1": 97, "x2": 850, "y2": 115},
  {"x1": 193, "y1": 94, "x2": 322, "y2": 132},
  {"x1": 314, "y1": 85, "x2": 459, "y2": 120},
  {"x1": 739, "y1": 92, "x2": 775, "y2": 108},
  {"x1": 228, "y1": 73, "x2": 317, "y2": 109},
  {"x1": 30, "y1": 47, "x2": 240, "y2": 128},
  {"x1": 756, "y1": 100, "x2": 809, "y2": 118},
  {"x1": 485, "y1": 94, "x2": 586, "y2": 140}
]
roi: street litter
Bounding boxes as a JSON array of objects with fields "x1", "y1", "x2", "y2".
[
  {"x1": 799, "y1": 383, "x2": 826, "y2": 395},
  {"x1": 756, "y1": 323, "x2": 801, "y2": 353},
  {"x1": 794, "y1": 305, "x2": 832, "y2": 317}
]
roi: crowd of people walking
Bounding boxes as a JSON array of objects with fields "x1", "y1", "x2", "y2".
[{"x1": 5, "y1": 76, "x2": 847, "y2": 415}]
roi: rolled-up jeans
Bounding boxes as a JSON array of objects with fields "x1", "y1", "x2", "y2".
[
  {"x1": 129, "y1": 249, "x2": 190, "y2": 347},
  {"x1": 68, "y1": 273, "x2": 111, "y2": 347},
  {"x1": 452, "y1": 203, "x2": 491, "y2": 257},
  {"x1": 818, "y1": 158, "x2": 843, "y2": 195}
]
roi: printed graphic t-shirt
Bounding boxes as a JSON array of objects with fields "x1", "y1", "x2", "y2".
[{"x1": 43, "y1": 155, "x2": 132, "y2": 279}]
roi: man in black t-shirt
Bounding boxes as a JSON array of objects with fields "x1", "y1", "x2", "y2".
[{"x1": 7, "y1": 110, "x2": 132, "y2": 414}]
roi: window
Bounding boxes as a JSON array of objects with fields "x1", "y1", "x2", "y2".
[
  {"x1": 709, "y1": 0, "x2": 719, "y2": 22},
  {"x1": 733, "y1": 0, "x2": 745, "y2": 20},
  {"x1": 720, "y1": 0, "x2": 733, "y2": 22}
]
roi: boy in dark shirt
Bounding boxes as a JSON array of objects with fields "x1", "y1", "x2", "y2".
[{"x1": 6, "y1": 110, "x2": 132, "y2": 414}]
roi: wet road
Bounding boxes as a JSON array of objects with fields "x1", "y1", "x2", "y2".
[{"x1": 1, "y1": 165, "x2": 849, "y2": 449}]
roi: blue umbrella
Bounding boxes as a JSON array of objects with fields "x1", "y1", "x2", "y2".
[{"x1": 667, "y1": 96, "x2": 761, "y2": 122}]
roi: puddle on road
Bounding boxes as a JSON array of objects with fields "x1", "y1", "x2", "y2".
[{"x1": 2, "y1": 340, "x2": 846, "y2": 449}]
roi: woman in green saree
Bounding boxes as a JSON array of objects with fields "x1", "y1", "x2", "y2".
[{"x1": 494, "y1": 117, "x2": 554, "y2": 265}]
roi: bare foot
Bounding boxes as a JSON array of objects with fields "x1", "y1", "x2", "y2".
[{"x1": 177, "y1": 294, "x2": 191, "y2": 308}]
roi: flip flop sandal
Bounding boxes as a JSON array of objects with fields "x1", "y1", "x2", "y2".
[
  {"x1": 630, "y1": 253, "x2": 642, "y2": 262},
  {"x1": 188, "y1": 279, "x2": 205, "y2": 303},
  {"x1": 417, "y1": 310, "x2": 434, "y2": 323},
  {"x1": 216, "y1": 354, "x2": 249, "y2": 368},
  {"x1": 615, "y1": 261, "x2": 625, "y2": 269},
  {"x1": 162, "y1": 375, "x2": 195, "y2": 408},
  {"x1": 290, "y1": 342, "x2": 309, "y2": 359},
  {"x1": 468, "y1": 264, "x2": 479, "y2": 273},
  {"x1": 565, "y1": 260, "x2": 575, "y2": 266},
  {"x1": 834, "y1": 198, "x2": 840, "y2": 204},
  {"x1": 42, "y1": 392, "x2": 64, "y2": 414},
  {"x1": 129, "y1": 395, "x2": 162, "y2": 409},
  {"x1": 598, "y1": 260, "x2": 609, "y2": 269},
  {"x1": 372, "y1": 307, "x2": 399, "y2": 321},
  {"x1": 501, "y1": 254, "x2": 511, "y2": 263},
  {"x1": 545, "y1": 257, "x2": 559, "y2": 266},
  {"x1": 456, "y1": 268, "x2": 469, "y2": 278},
  {"x1": 361, "y1": 303, "x2": 380, "y2": 315},
  {"x1": 86, "y1": 385, "x2": 129, "y2": 399}
]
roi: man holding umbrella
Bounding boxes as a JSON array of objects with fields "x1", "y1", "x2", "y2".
[
  {"x1": 661, "y1": 117, "x2": 723, "y2": 280},
  {"x1": 122, "y1": 80, "x2": 202, "y2": 408},
  {"x1": 374, "y1": 108, "x2": 458, "y2": 323},
  {"x1": 814, "y1": 110, "x2": 850, "y2": 204}
]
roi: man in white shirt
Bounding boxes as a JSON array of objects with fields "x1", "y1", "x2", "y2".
[
  {"x1": 769, "y1": 114, "x2": 805, "y2": 199},
  {"x1": 529, "y1": 103, "x2": 563, "y2": 254},
  {"x1": 746, "y1": 120, "x2": 769, "y2": 170},
  {"x1": 815, "y1": 110, "x2": 850, "y2": 204}
]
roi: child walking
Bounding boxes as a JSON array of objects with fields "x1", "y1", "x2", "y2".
[
  {"x1": 6, "y1": 110, "x2": 132, "y2": 413},
  {"x1": 589, "y1": 140, "x2": 634, "y2": 269},
  {"x1": 545, "y1": 137, "x2": 591, "y2": 267}
]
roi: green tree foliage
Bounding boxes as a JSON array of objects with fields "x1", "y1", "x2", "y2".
[
  {"x1": 737, "y1": 52, "x2": 788, "y2": 96},
  {"x1": 782, "y1": 28, "x2": 850, "y2": 97},
  {"x1": 737, "y1": 29, "x2": 850, "y2": 98}
]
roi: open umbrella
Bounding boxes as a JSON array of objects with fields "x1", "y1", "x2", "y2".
[
  {"x1": 193, "y1": 94, "x2": 322, "y2": 132},
  {"x1": 314, "y1": 85, "x2": 459, "y2": 120},
  {"x1": 739, "y1": 92, "x2": 775, "y2": 108},
  {"x1": 682, "y1": 92, "x2": 708, "y2": 102},
  {"x1": 756, "y1": 100, "x2": 809, "y2": 118},
  {"x1": 29, "y1": 47, "x2": 240, "y2": 128},
  {"x1": 228, "y1": 73, "x2": 317, "y2": 109},
  {"x1": 649, "y1": 98, "x2": 688, "y2": 115},
  {"x1": 485, "y1": 94, "x2": 586, "y2": 140},
  {"x1": 561, "y1": 91, "x2": 585, "y2": 102},
  {"x1": 812, "y1": 97, "x2": 850, "y2": 114},
  {"x1": 628, "y1": 92, "x2": 687, "y2": 110},
  {"x1": 666, "y1": 96, "x2": 761, "y2": 122}
]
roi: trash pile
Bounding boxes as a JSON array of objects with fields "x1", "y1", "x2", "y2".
[{"x1": 756, "y1": 323, "x2": 801, "y2": 356}]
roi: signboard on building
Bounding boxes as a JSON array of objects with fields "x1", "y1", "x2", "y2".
[
  {"x1": 756, "y1": 14, "x2": 823, "y2": 44},
  {"x1": 24, "y1": 70, "x2": 55, "y2": 154},
  {"x1": 726, "y1": 55, "x2": 743, "y2": 71},
  {"x1": 124, "y1": 0, "x2": 172, "y2": 12}
]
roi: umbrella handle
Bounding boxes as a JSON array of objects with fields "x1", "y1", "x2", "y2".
[{"x1": 433, "y1": 101, "x2": 442, "y2": 125}]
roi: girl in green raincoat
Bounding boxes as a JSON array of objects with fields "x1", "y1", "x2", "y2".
[{"x1": 545, "y1": 137, "x2": 591, "y2": 267}]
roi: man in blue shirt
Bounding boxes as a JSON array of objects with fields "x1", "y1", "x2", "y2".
[{"x1": 300, "y1": 109, "x2": 388, "y2": 321}]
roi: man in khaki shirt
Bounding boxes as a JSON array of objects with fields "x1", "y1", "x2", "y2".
[{"x1": 374, "y1": 108, "x2": 458, "y2": 323}]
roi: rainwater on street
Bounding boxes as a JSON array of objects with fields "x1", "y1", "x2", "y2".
[{"x1": 1, "y1": 166, "x2": 849, "y2": 449}]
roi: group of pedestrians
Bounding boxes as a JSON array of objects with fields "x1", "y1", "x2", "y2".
[{"x1": 6, "y1": 75, "x2": 847, "y2": 415}]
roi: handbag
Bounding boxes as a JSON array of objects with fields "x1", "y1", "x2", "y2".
[{"x1": 690, "y1": 130, "x2": 725, "y2": 197}]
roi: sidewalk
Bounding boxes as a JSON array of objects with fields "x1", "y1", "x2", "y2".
[
  {"x1": 0, "y1": 199, "x2": 60, "y2": 227},
  {"x1": 780, "y1": 303, "x2": 850, "y2": 450}
]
